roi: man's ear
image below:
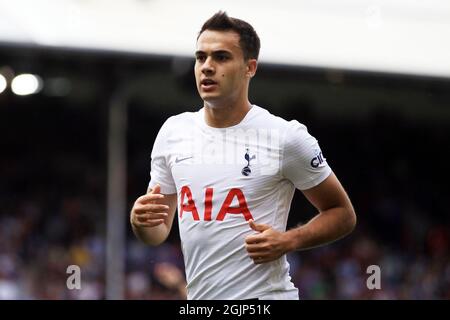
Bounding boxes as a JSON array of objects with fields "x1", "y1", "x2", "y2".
[{"x1": 246, "y1": 59, "x2": 258, "y2": 78}]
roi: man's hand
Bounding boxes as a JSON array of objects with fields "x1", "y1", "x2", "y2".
[
  {"x1": 245, "y1": 220, "x2": 291, "y2": 264},
  {"x1": 130, "y1": 184, "x2": 170, "y2": 228}
]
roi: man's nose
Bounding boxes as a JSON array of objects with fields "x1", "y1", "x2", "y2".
[{"x1": 201, "y1": 57, "x2": 215, "y2": 75}]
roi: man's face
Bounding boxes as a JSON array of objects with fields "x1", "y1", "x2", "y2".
[{"x1": 195, "y1": 30, "x2": 254, "y2": 105}]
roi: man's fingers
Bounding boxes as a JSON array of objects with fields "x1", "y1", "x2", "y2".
[
  {"x1": 149, "y1": 184, "x2": 161, "y2": 194},
  {"x1": 248, "y1": 219, "x2": 270, "y2": 232},
  {"x1": 248, "y1": 252, "x2": 270, "y2": 264},
  {"x1": 245, "y1": 234, "x2": 263, "y2": 244},
  {"x1": 135, "y1": 204, "x2": 170, "y2": 214},
  {"x1": 253, "y1": 257, "x2": 271, "y2": 265},
  {"x1": 136, "y1": 212, "x2": 168, "y2": 221},
  {"x1": 132, "y1": 219, "x2": 164, "y2": 228},
  {"x1": 130, "y1": 185, "x2": 168, "y2": 229},
  {"x1": 138, "y1": 193, "x2": 165, "y2": 204},
  {"x1": 245, "y1": 243, "x2": 266, "y2": 253},
  {"x1": 248, "y1": 252, "x2": 266, "y2": 259}
]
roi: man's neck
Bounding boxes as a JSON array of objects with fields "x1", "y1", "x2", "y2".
[{"x1": 203, "y1": 99, "x2": 252, "y2": 128}]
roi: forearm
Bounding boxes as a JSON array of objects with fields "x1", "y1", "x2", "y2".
[
  {"x1": 284, "y1": 206, "x2": 356, "y2": 252},
  {"x1": 132, "y1": 223, "x2": 170, "y2": 246}
]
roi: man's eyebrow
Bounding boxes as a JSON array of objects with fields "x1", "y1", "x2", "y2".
[
  {"x1": 212, "y1": 50, "x2": 232, "y2": 55},
  {"x1": 195, "y1": 50, "x2": 232, "y2": 56}
]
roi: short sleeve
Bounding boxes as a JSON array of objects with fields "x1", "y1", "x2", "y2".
[
  {"x1": 148, "y1": 119, "x2": 177, "y2": 194},
  {"x1": 281, "y1": 120, "x2": 332, "y2": 190}
]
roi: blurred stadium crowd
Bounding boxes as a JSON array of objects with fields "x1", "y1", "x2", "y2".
[{"x1": 0, "y1": 101, "x2": 449, "y2": 300}]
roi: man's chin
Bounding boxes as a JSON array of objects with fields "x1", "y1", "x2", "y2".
[{"x1": 201, "y1": 94, "x2": 222, "y2": 104}]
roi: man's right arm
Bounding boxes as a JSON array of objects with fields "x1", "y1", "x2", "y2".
[{"x1": 130, "y1": 184, "x2": 178, "y2": 246}]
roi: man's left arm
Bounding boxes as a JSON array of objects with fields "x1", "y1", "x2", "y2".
[{"x1": 245, "y1": 172, "x2": 356, "y2": 264}]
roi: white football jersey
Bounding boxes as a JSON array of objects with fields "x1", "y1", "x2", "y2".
[{"x1": 148, "y1": 105, "x2": 332, "y2": 300}]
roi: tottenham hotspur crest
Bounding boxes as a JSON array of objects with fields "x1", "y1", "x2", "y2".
[{"x1": 241, "y1": 148, "x2": 256, "y2": 176}]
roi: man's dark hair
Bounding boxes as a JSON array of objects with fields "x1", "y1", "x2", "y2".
[{"x1": 198, "y1": 11, "x2": 260, "y2": 61}]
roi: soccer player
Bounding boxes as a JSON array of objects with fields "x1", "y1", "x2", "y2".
[{"x1": 130, "y1": 11, "x2": 356, "y2": 300}]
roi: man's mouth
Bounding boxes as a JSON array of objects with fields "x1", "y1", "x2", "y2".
[
  {"x1": 200, "y1": 79, "x2": 218, "y2": 91},
  {"x1": 201, "y1": 79, "x2": 217, "y2": 86}
]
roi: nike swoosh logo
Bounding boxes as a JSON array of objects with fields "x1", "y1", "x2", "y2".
[{"x1": 175, "y1": 156, "x2": 193, "y2": 163}]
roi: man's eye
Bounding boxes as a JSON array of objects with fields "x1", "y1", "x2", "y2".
[
  {"x1": 196, "y1": 56, "x2": 206, "y2": 62},
  {"x1": 216, "y1": 55, "x2": 228, "y2": 61}
]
